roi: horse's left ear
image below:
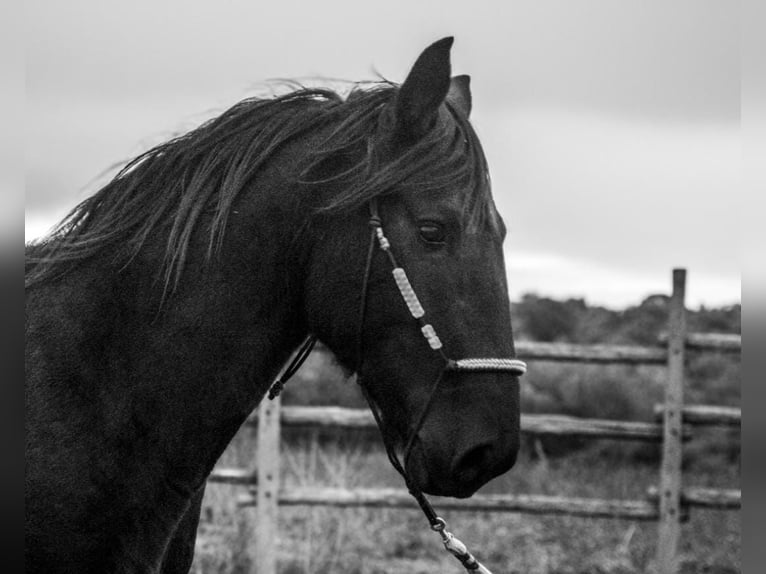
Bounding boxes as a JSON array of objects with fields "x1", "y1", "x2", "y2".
[
  {"x1": 393, "y1": 37, "x2": 454, "y2": 142},
  {"x1": 447, "y1": 75, "x2": 472, "y2": 117}
]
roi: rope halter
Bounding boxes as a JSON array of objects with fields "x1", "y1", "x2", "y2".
[
  {"x1": 361, "y1": 200, "x2": 528, "y2": 574},
  {"x1": 269, "y1": 198, "x2": 527, "y2": 574},
  {"x1": 367, "y1": 201, "x2": 527, "y2": 379}
]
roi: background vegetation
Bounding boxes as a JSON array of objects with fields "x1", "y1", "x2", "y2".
[{"x1": 191, "y1": 294, "x2": 740, "y2": 573}]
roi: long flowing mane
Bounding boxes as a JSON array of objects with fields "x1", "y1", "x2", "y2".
[{"x1": 25, "y1": 82, "x2": 493, "y2": 292}]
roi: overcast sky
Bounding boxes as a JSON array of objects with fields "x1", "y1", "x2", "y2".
[{"x1": 25, "y1": 0, "x2": 740, "y2": 308}]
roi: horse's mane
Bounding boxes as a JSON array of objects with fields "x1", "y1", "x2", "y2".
[{"x1": 25, "y1": 82, "x2": 492, "y2": 291}]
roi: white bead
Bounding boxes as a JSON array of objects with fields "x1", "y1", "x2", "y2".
[
  {"x1": 420, "y1": 324, "x2": 443, "y2": 350},
  {"x1": 392, "y1": 268, "x2": 425, "y2": 319},
  {"x1": 375, "y1": 228, "x2": 390, "y2": 250}
]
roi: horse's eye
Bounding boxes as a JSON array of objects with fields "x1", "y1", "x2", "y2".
[{"x1": 419, "y1": 223, "x2": 446, "y2": 245}]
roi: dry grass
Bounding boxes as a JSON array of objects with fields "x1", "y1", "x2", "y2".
[
  {"x1": 190, "y1": 428, "x2": 739, "y2": 574},
  {"x1": 190, "y1": 346, "x2": 740, "y2": 572}
]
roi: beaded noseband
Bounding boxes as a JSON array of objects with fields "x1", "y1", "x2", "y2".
[
  {"x1": 269, "y1": 199, "x2": 527, "y2": 572},
  {"x1": 365, "y1": 200, "x2": 527, "y2": 376}
]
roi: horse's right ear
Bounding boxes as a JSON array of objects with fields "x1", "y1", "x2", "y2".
[{"x1": 393, "y1": 37, "x2": 454, "y2": 142}]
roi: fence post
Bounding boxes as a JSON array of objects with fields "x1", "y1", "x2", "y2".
[
  {"x1": 253, "y1": 395, "x2": 281, "y2": 574},
  {"x1": 656, "y1": 269, "x2": 687, "y2": 574}
]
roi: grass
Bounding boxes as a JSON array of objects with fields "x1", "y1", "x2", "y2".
[
  {"x1": 190, "y1": 349, "x2": 740, "y2": 573},
  {"x1": 190, "y1": 428, "x2": 740, "y2": 574}
]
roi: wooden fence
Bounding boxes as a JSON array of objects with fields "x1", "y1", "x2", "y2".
[{"x1": 209, "y1": 269, "x2": 741, "y2": 574}]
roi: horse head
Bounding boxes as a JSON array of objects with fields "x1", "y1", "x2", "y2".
[{"x1": 304, "y1": 38, "x2": 522, "y2": 498}]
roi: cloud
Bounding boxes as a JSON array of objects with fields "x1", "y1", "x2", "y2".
[
  {"x1": 24, "y1": 1, "x2": 739, "y2": 308},
  {"x1": 505, "y1": 249, "x2": 739, "y2": 309},
  {"x1": 479, "y1": 106, "x2": 739, "y2": 308},
  {"x1": 24, "y1": 103, "x2": 741, "y2": 308},
  {"x1": 480, "y1": 105, "x2": 739, "y2": 267},
  {"x1": 27, "y1": 0, "x2": 737, "y2": 122}
]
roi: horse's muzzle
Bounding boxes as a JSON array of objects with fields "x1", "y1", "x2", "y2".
[{"x1": 405, "y1": 430, "x2": 519, "y2": 498}]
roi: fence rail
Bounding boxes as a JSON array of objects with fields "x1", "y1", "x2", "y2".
[
  {"x1": 235, "y1": 485, "x2": 741, "y2": 516},
  {"x1": 657, "y1": 332, "x2": 741, "y2": 353},
  {"x1": 209, "y1": 269, "x2": 740, "y2": 574},
  {"x1": 237, "y1": 486, "x2": 663, "y2": 520},
  {"x1": 308, "y1": 334, "x2": 741, "y2": 366},
  {"x1": 514, "y1": 341, "x2": 668, "y2": 364},
  {"x1": 245, "y1": 406, "x2": 684, "y2": 441},
  {"x1": 647, "y1": 486, "x2": 741, "y2": 510},
  {"x1": 653, "y1": 404, "x2": 741, "y2": 427}
]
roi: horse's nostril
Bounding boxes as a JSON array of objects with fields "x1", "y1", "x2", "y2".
[
  {"x1": 452, "y1": 443, "x2": 493, "y2": 482},
  {"x1": 452, "y1": 441, "x2": 518, "y2": 485},
  {"x1": 461, "y1": 444, "x2": 490, "y2": 469}
]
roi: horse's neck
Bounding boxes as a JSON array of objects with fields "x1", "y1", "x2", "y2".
[
  {"x1": 135, "y1": 221, "x2": 308, "y2": 475},
  {"x1": 28, "y1": 198, "x2": 309, "y2": 495}
]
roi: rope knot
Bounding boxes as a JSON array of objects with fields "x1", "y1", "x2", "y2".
[{"x1": 267, "y1": 378, "x2": 285, "y2": 400}]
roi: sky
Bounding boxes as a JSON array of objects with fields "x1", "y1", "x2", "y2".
[{"x1": 24, "y1": 0, "x2": 740, "y2": 309}]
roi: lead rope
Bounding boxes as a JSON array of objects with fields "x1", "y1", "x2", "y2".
[{"x1": 359, "y1": 378, "x2": 493, "y2": 573}]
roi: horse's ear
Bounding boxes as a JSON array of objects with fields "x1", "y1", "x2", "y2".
[
  {"x1": 448, "y1": 75, "x2": 472, "y2": 117},
  {"x1": 393, "y1": 36, "x2": 454, "y2": 142}
]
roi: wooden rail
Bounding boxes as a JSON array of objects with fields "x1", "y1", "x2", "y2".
[
  {"x1": 237, "y1": 487, "x2": 661, "y2": 520},
  {"x1": 310, "y1": 334, "x2": 741, "y2": 365},
  {"x1": 654, "y1": 404, "x2": 741, "y2": 427},
  {"x1": 657, "y1": 332, "x2": 741, "y2": 353},
  {"x1": 514, "y1": 341, "x2": 667, "y2": 364},
  {"x1": 221, "y1": 482, "x2": 742, "y2": 514},
  {"x1": 209, "y1": 270, "x2": 740, "y2": 574},
  {"x1": 647, "y1": 486, "x2": 741, "y2": 510},
  {"x1": 682, "y1": 487, "x2": 741, "y2": 510},
  {"x1": 246, "y1": 407, "x2": 682, "y2": 441},
  {"x1": 209, "y1": 467, "x2": 257, "y2": 486}
]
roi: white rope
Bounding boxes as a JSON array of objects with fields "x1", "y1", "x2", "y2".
[
  {"x1": 431, "y1": 518, "x2": 495, "y2": 573},
  {"x1": 375, "y1": 222, "x2": 526, "y2": 376},
  {"x1": 454, "y1": 358, "x2": 527, "y2": 375},
  {"x1": 375, "y1": 227, "x2": 390, "y2": 250},
  {"x1": 392, "y1": 268, "x2": 425, "y2": 319},
  {"x1": 420, "y1": 324, "x2": 443, "y2": 350}
]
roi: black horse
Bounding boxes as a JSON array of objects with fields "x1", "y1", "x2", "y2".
[{"x1": 25, "y1": 37, "x2": 522, "y2": 572}]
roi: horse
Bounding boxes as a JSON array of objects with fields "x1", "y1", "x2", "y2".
[{"x1": 25, "y1": 37, "x2": 524, "y2": 573}]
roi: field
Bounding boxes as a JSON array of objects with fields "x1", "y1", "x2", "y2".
[
  {"x1": 189, "y1": 364, "x2": 740, "y2": 573},
  {"x1": 191, "y1": 428, "x2": 739, "y2": 574},
  {"x1": 190, "y1": 297, "x2": 740, "y2": 573}
]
